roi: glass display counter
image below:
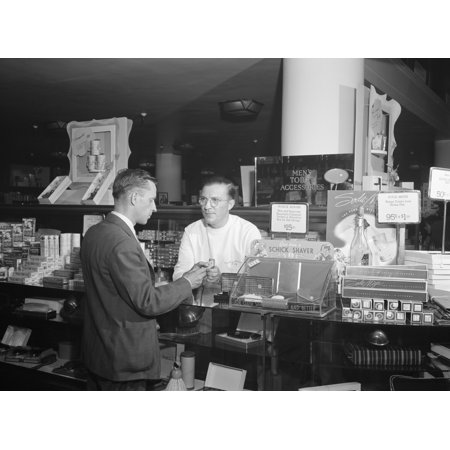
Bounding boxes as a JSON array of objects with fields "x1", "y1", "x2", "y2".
[{"x1": 229, "y1": 256, "x2": 336, "y2": 317}]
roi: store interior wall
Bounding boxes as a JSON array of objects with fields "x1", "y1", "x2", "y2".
[{"x1": 0, "y1": 58, "x2": 448, "y2": 200}]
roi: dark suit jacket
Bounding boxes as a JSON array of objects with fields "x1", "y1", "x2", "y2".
[{"x1": 80, "y1": 213, "x2": 192, "y2": 381}]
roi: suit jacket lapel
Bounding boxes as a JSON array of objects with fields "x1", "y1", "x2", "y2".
[{"x1": 107, "y1": 213, "x2": 158, "y2": 284}]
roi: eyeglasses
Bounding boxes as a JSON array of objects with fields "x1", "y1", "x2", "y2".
[{"x1": 198, "y1": 196, "x2": 229, "y2": 207}]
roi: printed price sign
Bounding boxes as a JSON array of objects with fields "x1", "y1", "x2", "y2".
[
  {"x1": 377, "y1": 191, "x2": 421, "y2": 224},
  {"x1": 429, "y1": 167, "x2": 450, "y2": 200},
  {"x1": 270, "y1": 202, "x2": 309, "y2": 234}
]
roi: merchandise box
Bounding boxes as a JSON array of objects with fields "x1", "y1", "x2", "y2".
[
  {"x1": 423, "y1": 312, "x2": 434, "y2": 324},
  {"x1": 345, "y1": 264, "x2": 428, "y2": 280},
  {"x1": 215, "y1": 312, "x2": 265, "y2": 350},
  {"x1": 373, "y1": 300, "x2": 385, "y2": 311},
  {"x1": 373, "y1": 311, "x2": 385, "y2": 322},
  {"x1": 229, "y1": 256, "x2": 336, "y2": 317},
  {"x1": 411, "y1": 312, "x2": 423, "y2": 324},
  {"x1": 342, "y1": 307, "x2": 352, "y2": 319},
  {"x1": 387, "y1": 300, "x2": 399, "y2": 311},
  {"x1": 401, "y1": 301, "x2": 412, "y2": 312},
  {"x1": 385, "y1": 310, "x2": 396, "y2": 321},
  {"x1": 350, "y1": 299, "x2": 361, "y2": 309},
  {"x1": 81, "y1": 168, "x2": 115, "y2": 205},
  {"x1": 362, "y1": 299, "x2": 373, "y2": 309},
  {"x1": 342, "y1": 276, "x2": 427, "y2": 292},
  {"x1": 215, "y1": 333, "x2": 264, "y2": 350},
  {"x1": 37, "y1": 176, "x2": 71, "y2": 204},
  {"x1": 203, "y1": 362, "x2": 247, "y2": 391}
]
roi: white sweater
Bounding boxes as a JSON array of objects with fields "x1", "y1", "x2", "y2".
[{"x1": 173, "y1": 214, "x2": 261, "y2": 280}]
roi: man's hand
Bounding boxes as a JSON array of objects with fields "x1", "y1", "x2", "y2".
[
  {"x1": 195, "y1": 259, "x2": 220, "y2": 284},
  {"x1": 182, "y1": 263, "x2": 207, "y2": 289}
]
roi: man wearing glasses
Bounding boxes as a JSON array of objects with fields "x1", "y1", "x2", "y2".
[{"x1": 173, "y1": 175, "x2": 261, "y2": 285}]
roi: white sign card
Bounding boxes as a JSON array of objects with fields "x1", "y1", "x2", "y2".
[
  {"x1": 429, "y1": 167, "x2": 450, "y2": 200},
  {"x1": 270, "y1": 202, "x2": 309, "y2": 234},
  {"x1": 376, "y1": 191, "x2": 421, "y2": 224}
]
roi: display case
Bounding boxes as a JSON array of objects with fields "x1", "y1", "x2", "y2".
[{"x1": 229, "y1": 256, "x2": 336, "y2": 317}]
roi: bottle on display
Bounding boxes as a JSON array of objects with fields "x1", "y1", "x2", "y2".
[{"x1": 349, "y1": 206, "x2": 372, "y2": 266}]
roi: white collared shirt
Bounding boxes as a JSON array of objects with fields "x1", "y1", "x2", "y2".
[
  {"x1": 111, "y1": 211, "x2": 138, "y2": 240},
  {"x1": 111, "y1": 211, "x2": 151, "y2": 264}
]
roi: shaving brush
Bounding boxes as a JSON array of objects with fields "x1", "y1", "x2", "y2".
[{"x1": 165, "y1": 363, "x2": 187, "y2": 391}]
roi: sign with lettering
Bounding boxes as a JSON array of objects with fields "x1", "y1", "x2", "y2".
[
  {"x1": 250, "y1": 239, "x2": 335, "y2": 261},
  {"x1": 429, "y1": 167, "x2": 450, "y2": 200},
  {"x1": 270, "y1": 202, "x2": 308, "y2": 234},
  {"x1": 377, "y1": 191, "x2": 421, "y2": 224},
  {"x1": 255, "y1": 154, "x2": 354, "y2": 206}
]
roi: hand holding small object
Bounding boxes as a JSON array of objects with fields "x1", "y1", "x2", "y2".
[
  {"x1": 206, "y1": 265, "x2": 221, "y2": 283},
  {"x1": 182, "y1": 264, "x2": 207, "y2": 289}
]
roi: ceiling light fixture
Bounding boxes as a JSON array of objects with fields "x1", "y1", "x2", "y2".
[
  {"x1": 219, "y1": 99, "x2": 263, "y2": 122},
  {"x1": 140, "y1": 112, "x2": 148, "y2": 126}
]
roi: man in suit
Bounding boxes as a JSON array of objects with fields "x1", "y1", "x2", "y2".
[{"x1": 81, "y1": 168, "x2": 207, "y2": 390}]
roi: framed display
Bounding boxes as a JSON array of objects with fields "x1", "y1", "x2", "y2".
[
  {"x1": 69, "y1": 124, "x2": 116, "y2": 182},
  {"x1": 158, "y1": 192, "x2": 169, "y2": 205}
]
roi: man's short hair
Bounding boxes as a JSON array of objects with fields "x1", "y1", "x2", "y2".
[
  {"x1": 202, "y1": 175, "x2": 236, "y2": 199},
  {"x1": 112, "y1": 169, "x2": 157, "y2": 200}
]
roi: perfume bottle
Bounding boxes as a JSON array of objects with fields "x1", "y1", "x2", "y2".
[{"x1": 349, "y1": 206, "x2": 372, "y2": 266}]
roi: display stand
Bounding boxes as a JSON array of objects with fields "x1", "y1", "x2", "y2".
[{"x1": 38, "y1": 117, "x2": 132, "y2": 205}]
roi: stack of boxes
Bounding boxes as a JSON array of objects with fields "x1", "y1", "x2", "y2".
[
  {"x1": 1, "y1": 218, "x2": 40, "y2": 281},
  {"x1": 43, "y1": 236, "x2": 83, "y2": 289},
  {"x1": 404, "y1": 250, "x2": 450, "y2": 292},
  {"x1": 0, "y1": 217, "x2": 84, "y2": 290},
  {"x1": 11, "y1": 255, "x2": 64, "y2": 285},
  {"x1": 341, "y1": 265, "x2": 434, "y2": 325}
]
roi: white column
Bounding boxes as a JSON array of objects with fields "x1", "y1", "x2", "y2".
[
  {"x1": 281, "y1": 58, "x2": 364, "y2": 156},
  {"x1": 155, "y1": 115, "x2": 182, "y2": 203}
]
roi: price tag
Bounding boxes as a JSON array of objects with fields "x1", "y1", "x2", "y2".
[
  {"x1": 270, "y1": 202, "x2": 309, "y2": 234},
  {"x1": 377, "y1": 191, "x2": 421, "y2": 224},
  {"x1": 429, "y1": 167, "x2": 450, "y2": 200}
]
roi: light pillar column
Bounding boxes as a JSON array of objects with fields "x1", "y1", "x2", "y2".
[
  {"x1": 281, "y1": 58, "x2": 364, "y2": 156},
  {"x1": 155, "y1": 115, "x2": 182, "y2": 203}
]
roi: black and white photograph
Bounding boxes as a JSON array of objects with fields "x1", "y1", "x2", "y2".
[{"x1": 0, "y1": 2, "x2": 447, "y2": 449}]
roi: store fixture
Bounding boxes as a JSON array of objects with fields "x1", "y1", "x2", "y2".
[{"x1": 38, "y1": 117, "x2": 132, "y2": 205}]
